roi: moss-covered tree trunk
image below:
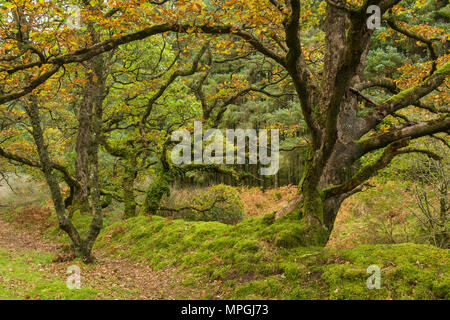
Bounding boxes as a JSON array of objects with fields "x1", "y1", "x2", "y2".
[
  {"x1": 72, "y1": 82, "x2": 94, "y2": 214},
  {"x1": 280, "y1": 1, "x2": 449, "y2": 246},
  {"x1": 83, "y1": 52, "x2": 106, "y2": 259},
  {"x1": 122, "y1": 155, "x2": 138, "y2": 219},
  {"x1": 25, "y1": 96, "x2": 93, "y2": 261},
  {"x1": 25, "y1": 11, "x2": 107, "y2": 260},
  {"x1": 140, "y1": 172, "x2": 171, "y2": 216}
]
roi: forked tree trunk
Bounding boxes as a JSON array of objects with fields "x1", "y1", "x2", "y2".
[
  {"x1": 294, "y1": 94, "x2": 371, "y2": 245},
  {"x1": 25, "y1": 97, "x2": 95, "y2": 261}
]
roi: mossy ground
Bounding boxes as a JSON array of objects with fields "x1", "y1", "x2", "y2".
[
  {"x1": 96, "y1": 214, "x2": 449, "y2": 299},
  {"x1": 0, "y1": 179, "x2": 448, "y2": 300},
  {"x1": 0, "y1": 247, "x2": 101, "y2": 299}
]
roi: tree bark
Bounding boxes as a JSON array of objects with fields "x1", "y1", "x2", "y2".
[
  {"x1": 123, "y1": 155, "x2": 138, "y2": 219},
  {"x1": 24, "y1": 97, "x2": 93, "y2": 259},
  {"x1": 73, "y1": 81, "x2": 94, "y2": 213}
]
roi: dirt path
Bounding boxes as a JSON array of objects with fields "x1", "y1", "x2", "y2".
[
  {"x1": 0, "y1": 218, "x2": 59, "y2": 253},
  {"x1": 0, "y1": 215, "x2": 205, "y2": 299}
]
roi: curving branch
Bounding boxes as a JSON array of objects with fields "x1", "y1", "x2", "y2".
[
  {"x1": 324, "y1": 138, "x2": 442, "y2": 198},
  {"x1": 360, "y1": 116, "x2": 450, "y2": 154},
  {"x1": 363, "y1": 61, "x2": 450, "y2": 127},
  {"x1": 385, "y1": 17, "x2": 439, "y2": 75},
  {"x1": 0, "y1": 145, "x2": 78, "y2": 189},
  {"x1": 355, "y1": 76, "x2": 449, "y2": 114},
  {"x1": 0, "y1": 65, "x2": 61, "y2": 104},
  {"x1": 139, "y1": 41, "x2": 209, "y2": 136},
  {"x1": 284, "y1": 0, "x2": 319, "y2": 145}
]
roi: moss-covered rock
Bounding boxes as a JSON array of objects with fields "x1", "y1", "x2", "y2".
[
  {"x1": 274, "y1": 227, "x2": 305, "y2": 248},
  {"x1": 162, "y1": 184, "x2": 245, "y2": 225}
]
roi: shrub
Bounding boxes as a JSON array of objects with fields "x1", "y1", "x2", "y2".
[
  {"x1": 411, "y1": 156, "x2": 449, "y2": 249},
  {"x1": 161, "y1": 185, "x2": 244, "y2": 224},
  {"x1": 190, "y1": 184, "x2": 244, "y2": 224}
]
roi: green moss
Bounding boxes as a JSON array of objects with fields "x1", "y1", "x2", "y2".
[
  {"x1": 432, "y1": 275, "x2": 450, "y2": 299},
  {"x1": 282, "y1": 263, "x2": 305, "y2": 280},
  {"x1": 384, "y1": 86, "x2": 416, "y2": 104},
  {"x1": 0, "y1": 248, "x2": 100, "y2": 299},
  {"x1": 383, "y1": 61, "x2": 449, "y2": 106},
  {"x1": 322, "y1": 244, "x2": 449, "y2": 299},
  {"x1": 140, "y1": 173, "x2": 172, "y2": 215},
  {"x1": 437, "y1": 5, "x2": 450, "y2": 18},
  {"x1": 233, "y1": 278, "x2": 283, "y2": 299},
  {"x1": 262, "y1": 213, "x2": 276, "y2": 225},
  {"x1": 236, "y1": 239, "x2": 260, "y2": 253},
  {"x1": 434, "y1": 60, "x2": 450, "y2": 76},
  {"x1": 95, "y1": 214, "x2": 449, "y2": 300},
  {"x1": 274, "y1": 227, "x2": 305, "y2": 248}
]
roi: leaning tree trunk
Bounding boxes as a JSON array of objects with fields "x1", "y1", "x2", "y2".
[
  {"x1": 83, "y1": 64, "x2": 105, "y2": 259},
  {"x1": 25, "y1": 96, "x2": 92, "y2": 260}
]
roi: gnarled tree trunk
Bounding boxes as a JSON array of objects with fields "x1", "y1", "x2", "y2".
[
  {"x1": 277, "y1": 0, "x2": 450, "y2": 245},
  {"x1": 25, "y1": 96, "x2": 95, "y2": 261},
  {"x1": 123, "y1": 155, "x2": 138, "y2": 219},
  {"x1": 72, "y1": 81, "x2": 95, "y2": 214}
]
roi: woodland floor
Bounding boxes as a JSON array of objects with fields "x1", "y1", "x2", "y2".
[
  {"x1": 0, "y1": 214, "x2": 204, "y2": 299},
  {"x1": 0, "y1": 179, "x2": 448, "y2": 300}
]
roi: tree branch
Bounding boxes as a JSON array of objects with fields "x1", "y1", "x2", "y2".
[
  {"x1": 360, "y1": 116, "x2": 450, "y2": 153},
  {"x1": 0, "y1": 146, "x2": 78, "y2": 189},
  {"x1": 323, "y1": 138, "x2": 442, "y2": 198},
  {"x1": 364, "y1": 61, "x2": 450, "y2": 126},
  {"x1": 284, "y1": 0, "x2": 319, "y2": 145},
  {"x1": 385, "y1": 17, "x2": 438, "y2": 75}
]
